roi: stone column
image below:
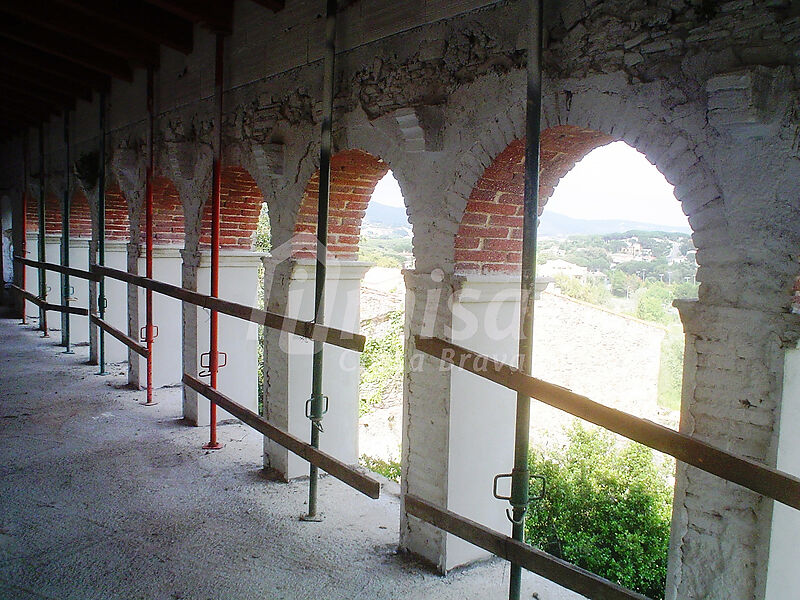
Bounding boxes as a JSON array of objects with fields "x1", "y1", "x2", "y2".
[
  {"x1": 194, "y1": 250, "x2": 264, "y2": 425},
  {"x1": 262, "y1": 258, "x2": 369, "y2": 480},
  {"x1": 181, "y1": 249, "x2": 201, "y2": 423},
  {"x1": 131, "y1": 247, "x2": 184, "y2": 389},
  {"x1": 126, "y1": 241, "x2": 140, "y2": 387},
  {"x1": 667, "y1": 300, "x2": 799, "y2": 600}
]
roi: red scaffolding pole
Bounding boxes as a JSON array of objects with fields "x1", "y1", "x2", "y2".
[
  {"x1": 143, "y1": 67, "x2": 156, "y2": 406},
  {"x1": 20, "y1": 134, "x2": 27, "y2": 324},
  {"x1": 203, "y1": 33, "x2": 225, "y2": 450}
]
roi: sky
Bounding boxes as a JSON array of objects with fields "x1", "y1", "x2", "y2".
[{"x1": 369, "y1": 141, "x2": 690, "y2": 229}]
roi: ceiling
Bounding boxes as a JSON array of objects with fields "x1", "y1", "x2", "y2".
[{"x1": 0, "y1": 0, "x2": 284, "y2": 139}]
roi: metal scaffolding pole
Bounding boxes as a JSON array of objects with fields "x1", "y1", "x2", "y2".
[
  {"x1": 21, "y1": 134, "x2": 28, "y2": 325},
  {"x1": 38, "y1": 125, "x2": 48, "y2": 337},
  {"x1": 143, "y1": 70, "x2": 155, "y2": 404},
  {"x1": 61, "y1": 111, "x2": 73, "y2": 354},
  {"x1": 508, "y1": 1, "x2": 543, "y2": 598},
  {"x1": 304, "y1": 0, "x2": 337, "y2": 522},
  {"x1": 203, "y1": 33, "x2": 225, "y2": 449},
  {"x1": 98, "y1": 92, "x2": 108, "y2": 374}
]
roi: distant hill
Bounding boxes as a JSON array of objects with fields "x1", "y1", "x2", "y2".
[
  {"x1": 364, "y1": 200, "x2": 691, "y2": 237},
  {"x1": 539, "y1": 211, "x2": 691, "y2": 237},
  {"x1": 364, "y1": 202, "x2": 409, "y2": 228}
]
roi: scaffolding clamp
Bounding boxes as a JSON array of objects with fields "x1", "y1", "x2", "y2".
[
  {"x1": 305, "y1": 394, "x2": 329, "y2": 433},
  {"x1": 139, "y1": 324, "x2": 159, "y2": 343},
  {"x1": 493, "y1": 470, "x2": 546, "y2": 524},
  {"x1": 199, "y1": 350, "x2": 227, "y2": 378}
]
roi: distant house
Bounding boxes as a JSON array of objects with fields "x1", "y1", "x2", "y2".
[{"x1": 538, "y1": 259, "x2": 589, "y2": 281}]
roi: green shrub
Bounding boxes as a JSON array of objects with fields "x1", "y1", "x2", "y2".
[
  {"x1": 657, "y1": 330, "x2": 684, "y2": 411},
  {"x1": 526, "y1": 422, "x2": 673, "y2": 599},
  {"x1": 359, "y1": 310, "x2": 404, "y2": 414},
  {"x1": 360, "y1": 455, "x2": 401, "y2": 482}
]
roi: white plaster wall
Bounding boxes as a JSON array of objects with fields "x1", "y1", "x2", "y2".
[
  {"x1": 265, "y1": 259, "x2": 368, "y2": 479},
  {"x1": 765, "y1": 346, "x2": 800, "y2": 599},
  {"x1": 195, "y1": 251, "x2": 263, "y2": 426},
  {"x1": 135, "y1": 248, "x2": 183, "y2": 388},
  {"x1": 446, "y1": 275, "x2": 519, "y2": 569},
  {"x1": 24, "y1": 234, "x2": 40, "y2": 319},
  {"x1": 103, "y1": 243, "x2": 130, "y2": 364},
  {"x1": 67, "y1": 240, "x2": 90, "y2": 345}
]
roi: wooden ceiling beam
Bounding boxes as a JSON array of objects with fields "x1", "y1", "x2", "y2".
[
  {"x1": 0, "y1": 75, "x2": 77, "y2": 108},
  {"x1": 0, "y1": 0, "x2": 160, "y2": 66},
  {"x1": 248, "y1": 0, "x2": 285, "y2": 12},
  {"x1": 0, "y1": 86, "x2": 74, "y2": 115},
  {"x1": 0, "y1": 103, "x2": 50, "y2": 124},
  {"x1": 0, "y1": 13, "x2": 133, "y2": 81},
  {"x1": 0, "y1": 62, "x2": 94, "y2": 102},
  {"x1": 0, "y1": 39, "x2": 110, "y2": 90},
  {"x1": 55, "y1": 0, "x2": 193, "y2": 55},
  {"x1": 142, "y1": 0, "x2": 234, "y2": 33}
]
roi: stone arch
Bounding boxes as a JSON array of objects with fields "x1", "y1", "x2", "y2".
[
  {"x1": 444, "y1": 75, "x2": 729, "y2": 296},
  {"x1": 199, "y1": 165, "x2": 265, "y2": 250},
  {"x1": 454, "y1": 126, "x2": 615, "y2": 275},
  {"x1": 292, "y1": 149, "x2": 390, "y2": 259},
  {"x1": 148, "y1": 177, "x2": 184, "y2": 246}
]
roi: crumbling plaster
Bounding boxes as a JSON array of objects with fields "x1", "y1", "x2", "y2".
[{"x1": 1, "y1": 1, "x2": 799, "y2": 598}]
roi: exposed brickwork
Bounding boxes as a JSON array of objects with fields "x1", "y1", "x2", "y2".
[
  {"x1": 455, "y1": 126, "x2": 613, "y2": 274},
  {"x1": 70, "y1": 190, "x2": 93, "y2": 238},
  {"x1": 44, "y1": 194, "x2": 62, "y2": 236},
  {"x1": 105, "y1": 183, "x2": 131, "y2": 242},
  {"x1": 146, "y1": 177, "x2": 184, "y2": 245},
  {"x1": 199, "y1": 166, "x2": 263, "y2": 250},
  {"x1": 293, "y1": 150, "x2": 389, "y2": 260}
]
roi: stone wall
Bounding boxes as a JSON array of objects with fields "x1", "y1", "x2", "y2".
[{"x1": 0, "y1": 0, "x2": 799, "y2": 597}]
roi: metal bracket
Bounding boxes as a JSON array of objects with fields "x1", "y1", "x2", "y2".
[
  {"x1": 305, "y1": 394, "x2": 329, "y2": 432},
  {"x1": 199, "y1": 350, "x2": 227, "y2": 378},
  {"x1": 99, "y1": 295, "x2": 108, "y2": 310},
  {"x1": 493, "y1": 472, "x2": 547, "y2": 525},
  {"x1": 139, "y1": 324, "x2": 159, "y2": 343},
  {"x1": 65, "y1": 285, "x2": 77, "y2": 302}
]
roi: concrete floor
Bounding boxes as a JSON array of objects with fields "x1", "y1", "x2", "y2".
[{"x1": 0, "y1": 316, "x2": 582, "y2": 600}]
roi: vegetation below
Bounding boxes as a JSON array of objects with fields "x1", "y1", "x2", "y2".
[
  {"x1": 359, "y1": 310, "x2": 404, "y2": 415},
  {"x1": 358, "y1": 235, "x2": 412, "y2": 268},
  {"x1": 359, "y1": 455, "x2": 402, "y2": 482},
  {"x1": 526, "y1": 422, "x2": 674, "y2": 599}
]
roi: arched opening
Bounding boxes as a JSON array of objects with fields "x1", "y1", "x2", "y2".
[
  {"x1": 271, "y1": 149, "x2": 409, "y2": 480},
  {"x1": 65, "y1": 189, "x2": 93, "y2": 345},
  {"x1": 451, "y1": 127, "x2": 696, "y2": 596}
]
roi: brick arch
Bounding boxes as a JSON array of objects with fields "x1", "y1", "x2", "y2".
[
  {"x1": 69, "y1": 189, "x2": 93, "y2": 238},
  {"x1": 200, "y1": 166, "x2": 265, "y2": 250},
  {"x1": 145, "y1": 177, "x2": 184, "y2": 246},
  {"x1": 293, "y1": 149, "x2": 390, "y2": 259},
  {"x1": 105, "y1": 182, "x2": 131, "y2": 242},
  {"x1": 25, "y1": 193, "x2": 63, "y2": 236},
  {"x1": 454, "y1": 126, "x2": 613, "y2": 275},
  {"x1": 24, "y1": 194, "x2": 37, "y2": 233}
]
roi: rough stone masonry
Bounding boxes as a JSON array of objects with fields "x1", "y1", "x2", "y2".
[{"x1": 1, "y1": 1, "x2": 799, "y2": 598}]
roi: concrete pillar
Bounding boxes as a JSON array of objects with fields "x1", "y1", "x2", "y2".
[
  {"x1": 765, "y1": 345, "x2": 800, "y2": 598},
  {"x1": 193, "y1": 250, "x2": 263, "y2": 426},
  {"x1": 132, "y1": 247, "x2": 183, "y2": 389},
  {"x1": 262, "y1": 258, "x2": 369, "y2": 480},
  {"x1": 401, "y1": 271, "x2": 549, "y2": 571},
  {"x1": 102, "y1": 241, "x2": 131, "y2": 364},
  {"x1": 24, "y1": 234, "x2": 61, "y2": 331},
  {"x1": 66, "y1": 239, "x2": 90, "y2": 345},
  {"x1": 667, "y1": 301, "x2": 797, "y2": 600}
]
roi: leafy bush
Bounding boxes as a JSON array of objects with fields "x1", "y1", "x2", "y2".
[
  {"x1": 658, "y1": 331, "x2": 684, "y2": 411},
  {"x1": 555, "y1": 275, "x2": 610, "y2": 306},
  {"x1": 359, "y1": 310, "x2": 404, "y2": 414},
  {"x1": 526, "y1": 422, "x2": 673, "y2": 599},
  {"x1": 360, "y1": 455, "x2": 401, "y2": 482}
]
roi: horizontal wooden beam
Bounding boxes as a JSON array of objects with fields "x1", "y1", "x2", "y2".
[
  {"x1": 0, "y1": 39, "x2": 110, "y2": 90},
  {"x1": 247, "y1": 0, "x2": 286, "y2": 12},
  {"x1": 15, "y1": 256, "x2": 100, "y2": 282},
  {"x1": 0, "y1": 0, "x2": 160, "y2": 65},
  {"x1": 0, "y1": 14, "x2": 133, "y2": 81},
  {"x1": 90, "y1": 315, "x2": 149, "y2": 358},
  {"x1": 405, "y1": 494, "x2": 650, "y2": 600},
  {"x1": 93, "y1": 264, "x2": 366, "y2": 352},
  {"x1": 0, "y1": 63, "x2": 94, "y2": 102},
  {"x1": 0, "y1": 72, "x2": 77, "y2": 106},
  {"x1": 0, "y1": 84, "x2": 73, "y2": 112},
  {"x1": 55, "y1": 0, "x2": 193, "y2": 54},
  {"x1": 414, "y1": 336, "x2": 800, "y2": 511},
  {"x1": 143, "y1": 0, "x2": 233, "y2": 33},
  {"x1": 10, "y1": 284, "x2": 87, "y2": 316},
  {"x1": 184, "y1": 374, "x2": 381, "y2": 499}
]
